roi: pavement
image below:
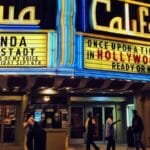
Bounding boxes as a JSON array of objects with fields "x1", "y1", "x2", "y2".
[
  {"x1": 0, "y1": 143, "x2": 22, "y2": 150},
  {"x1": 0, "y1": 143, "x2": 150, "y2": 150},
  {"x1": 68, "y1": 143, "x2": 150, "y2": 150}
]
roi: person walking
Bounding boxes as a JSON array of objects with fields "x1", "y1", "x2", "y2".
[
  {"x1": 85, "y1": 112, "x2": 99, "y2": 150},
  {"x1": 132, "y1": 110, "x2": 145, "y2": 150},
  {"x1": 105, "y1": 115, "x2": 121, "y2": 150}
]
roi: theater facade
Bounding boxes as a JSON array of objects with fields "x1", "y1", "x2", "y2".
[{"x1": 0, "y1": 0, "x2": 150, "y2": 148}]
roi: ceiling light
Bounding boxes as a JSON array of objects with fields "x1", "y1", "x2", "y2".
[
  {"x1": 110, "y1": 78, "x2": 115, "y2": 81},
  {"x1": 71, "y1": 76, "x2": 75, "y2": 79},
  {"x1": 109, "y1": 89, "x2": 114, "y2": 91},
  {"x1": 126, "y1": 79, "x2": 131, "y2": 82},
  {"x1": 2, "y1": 88, "x2": 7, "y2": 92},
  {"x1": 43, "y1": 96, "x2": 50, "y2": 102},
  {"x1": 12, "y1": 86, "x2": 20, "y2": 92},
  {"x1": 39, "y1": 88, "x2": 58, "y2": 94},
  {"x1": 66, "y1": 87, "x2": 71, "y2": 90},
  {"x1": 39, "y1": 86, "x2": 46, "y2": 90}
]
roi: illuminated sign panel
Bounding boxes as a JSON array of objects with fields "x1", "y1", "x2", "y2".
[
  {"x1": 0, "y1": 5, "x2": 40, "y2": 25},
  {"x1": 0, "y1": 33, "x2": 47, "y2": 67},
  {"x1": 0, "y1": 0, "x2": 57, "y2": 29},
  {"x1": 76, "y1": 0, "x2": 150, "y2": 39},
  {"x1": 84, "y1": 37, "x2": 150, "y2": 74}
]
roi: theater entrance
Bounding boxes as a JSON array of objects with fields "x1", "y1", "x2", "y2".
[
  {"x1": 93, "y1": 105, "x2": 115, "y2": 141},
  {"x1": 70, "y1": 106, "x2": 84, "y2": 144},
  {"x1": 0, "y1": 103, "x2": 18, "y2": 144},
  {"x1": 70, "y1": 105, "x2": 115, "y2": 143}
]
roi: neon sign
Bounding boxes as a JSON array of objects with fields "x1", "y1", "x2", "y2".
[
  {"x1": 0, "y1": 33, "x2": 48, "y2": 67},
  {"x1": 0, "y1": 5, "x2": 40, "y2": 25},
  {"x1": 84, "y1": 37, "x2": 150, "y2": 74},
  {"x1": 0, "y1": 0, "x2": 57, "y2": 29},
  {"x1": 90, "y1": 0, "x2": 150, "y2": 38}
]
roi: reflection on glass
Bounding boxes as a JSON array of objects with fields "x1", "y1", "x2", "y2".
[
  {"x1": 0, "y1": 105, "x2": 17, "y2": 143},
  {"x1": 93, "y1": 107, "x2": 103, "y2": 140},
  {"x1": 71, "y1": 107, "x2": 84, "y2": 138}
]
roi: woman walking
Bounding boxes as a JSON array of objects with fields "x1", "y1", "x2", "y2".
[{"x1": 85, "y1": 112, "x2": 99, "y2": 150}]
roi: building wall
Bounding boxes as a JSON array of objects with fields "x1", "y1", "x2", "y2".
[{"x1": 135, "y1": 94, "x2": 150, "y2": 147}]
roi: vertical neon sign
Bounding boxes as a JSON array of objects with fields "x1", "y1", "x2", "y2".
[
  {"x1": 48, "y1": 31, "x2": 57, "y2": 68},
  {"x1": 57, "y1": 0, "x2": 76, "y2": 67}
]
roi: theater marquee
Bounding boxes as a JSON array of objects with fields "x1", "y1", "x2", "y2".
[
  {"x1": 84, "y1": 37, "x2": 150, "y2": 74},
  {"x1": 76, "y1": 0, "x2": 150, "y2": 39},
  {"x1": 0, "y1": 32, "x2": 48, "y2": 67},
  {"x1": 0, "y1": 0, "x2": 57, "y2": 29}
]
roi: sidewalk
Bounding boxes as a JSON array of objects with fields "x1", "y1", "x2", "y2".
[
  {"x1": 68, "y1": 143, "x2": 150, "y2": 150},
  {"x1": 0, "y1": 143, "x2": 149, "y2": 150},
  {"x1": 0, "y1": 144, "x2": 22, "y2": 150}
]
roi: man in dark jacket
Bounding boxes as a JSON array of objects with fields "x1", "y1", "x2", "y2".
[{"x1": 132, "y1": 110, "x2": 145, "y2": 150}]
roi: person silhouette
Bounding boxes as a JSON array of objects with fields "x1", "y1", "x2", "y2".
[
  {"x1": 23, "y1": 114, "x2": 35, "y2": 150},
  {"x1": 23, "y1": 114, "x2": 46, "y2": 150},
  {"x1": 105, "y1": 115, "x2": 121, "y2": 150},
  {"x1": 132, "y1": 110, "x2": 145, "y2": 150},
  {"x1": 85, "y1": 112, "x2": 99, "y2": 150}
]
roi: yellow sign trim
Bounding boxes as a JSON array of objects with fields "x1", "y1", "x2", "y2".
[
  {"x1": 84, "y1": 36, "x2": 150, "y2": 74},
  {"x1": 0, "y1": 32, "x2": 48, "y2": 67}
]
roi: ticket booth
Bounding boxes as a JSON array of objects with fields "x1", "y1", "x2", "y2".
[{"x1": 25, "y1": 95, "x2": 69, "y2": 150}]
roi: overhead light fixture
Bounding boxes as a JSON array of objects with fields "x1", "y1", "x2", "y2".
[
  {"x1": 12, "y1": 86, "x2": 20, "y2": 92},
  {"x1": 38, "y1": 86, "x2": 46, "y2": 90},
  {"x1": 39, "y1": 88, "x2": 58, "y2": 95},
  {"x1": 109, "y1": 89, "x2": 114, "y2": 91},
  {"x1": 1, "y1": 88, "x2": 7, "y2": 92},
  {"x1": 88, "y1": 88, "x2": 93, "y2": 91},
  {"x1": 110, "y1": 78, "x2": 115, "y2": 81},
  {"x1": 66, "y1": 87, "x2": 71, "y2": 90},
  {"x1": 43, "y1": 96, "x2": 51, "y2": 102},
  {"x1": 126, "y1": 79, "x2": 132, "y2": 82},
  {"x1": 71, "y1": 76, "x2": 75, "y2": 79}
]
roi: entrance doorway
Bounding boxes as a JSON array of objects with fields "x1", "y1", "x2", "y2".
[
  {"x1": 70, "y1": 106, "x2": 84, "y2": 143},
  {"x1": 0, "y1": 104, "x2": 17, "y2": 143},
  {"x1": 70, "y1": 105, "x2": 115, "y2": 144},
  {"x1": 93, "y1": 106, "x2": 115, "y2": 141}
]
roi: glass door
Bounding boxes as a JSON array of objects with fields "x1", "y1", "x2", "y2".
[
  {"x1": 126, "y1": 104, "x2": 134, "y2": 127},
  {"x1": 93, "y1": 105, "x2": 115, "y2": 141},
  {"x1": 104, "y1": 106, "x2": 115, "y2": 122},
  {"x1": 93, "y1": 107, "x2": 103, "y2": 140},
  {"x1": 0, "y1": 104, "x2": 17, "y2": 143},
  {"x1": 70, "y1": 106, "x2": 84, "y2": 143}
]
